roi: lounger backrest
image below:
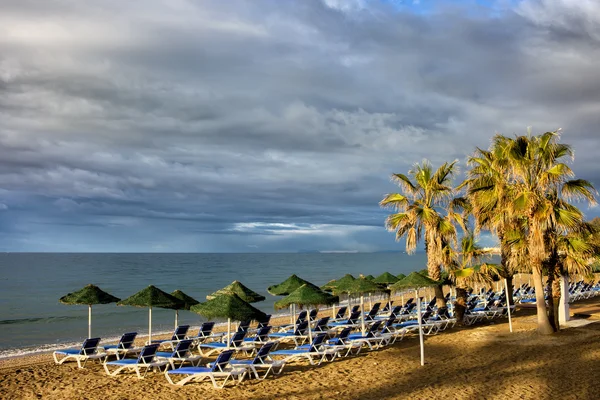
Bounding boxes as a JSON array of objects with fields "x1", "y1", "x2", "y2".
[
  {"x1": 253, "y1": 342, "x2": 275, "y2": 364},
  {"x1": 351, "y1": 305, "x2": 360, "y2": 313},
  {"x1": 347, "y1": 311, "x2": 360, "y2": 323},
  {"x1": 172, "y1": 339, "x2": 193, "y2": 358},
  {"x1": 294, "y1": 320, "x2": 309, "y2": 335},
  {"x1": 80, "y1": 337, "x2": 101, "y2": 356},
  {"x1": 338, "y1": 327, "x2": 351, "y2": 341},
  {"x1": 389, "y1": 306, "x2": 402, "y2": 318},
  {"x1": 365, "y1": 321, "x2": 382, "y2": 337},
  {"x1": 308, "y1": 333, "x2": 327, "y2": 352},
  {"x1": 198, "y1": 322, "x2": 215, "y2": 338},
  {"x1": 314, "y1": 317, "x2": 330, "y2": 332},
  {"x1": 172, "y1": 325, "x2": 190, "y2": 341},
  {"x1": 118, "y1": 332, "x2": 138, "y2": 350},
  {"x1": 138, "y1": 344, "x2": 160, "y2": 364},
  {"x1": 212, "y1": 350, "x2": 235, "y2": 372},
  {"x1": 258, "y1": 314, "x2": 272, "y2": 328},
  {"x1": 335, "y1": 306, "x2": 347, "y2": 319},
  {"x1": 309, "y1": 309, "x2": 318, "y2": 320},
  {"x1": 237, "y1": 320, "x2": 251, "y2": 333},
  {"x1": 297, "y1": 310, "x2": 308, "y2": 323},
  {"x1": 254, "y1": 325, "x2": 272, "y2": 341},
  {"x1": 230, "y1": 331, "x2": 247, "y2": 347}
]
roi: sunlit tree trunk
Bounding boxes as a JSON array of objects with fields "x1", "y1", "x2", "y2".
[
  {"x1": 454, "y1": 287, "x2": 468, "y2": 325},
  {"x1": 532, "y1": 266, "x2": 554, "y2": 334}
]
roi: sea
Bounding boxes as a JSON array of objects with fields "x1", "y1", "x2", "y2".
[{"x1": 0, "y1": 252, "x2": 427, "y2": 359}]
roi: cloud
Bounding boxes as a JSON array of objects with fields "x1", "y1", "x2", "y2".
[{"x1": 0, "y1": 0, "x2": 598, "y2": 251}]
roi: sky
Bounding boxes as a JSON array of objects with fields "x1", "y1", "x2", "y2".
[{"x1": 0, "y1": 0, "x2": 599, "y2": 253}]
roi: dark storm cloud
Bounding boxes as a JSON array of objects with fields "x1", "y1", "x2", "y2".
[{"x1": 0, "y1": 0, "x2": 599, "y2": 251}]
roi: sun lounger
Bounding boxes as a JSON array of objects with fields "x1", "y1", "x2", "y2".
[
  {"x1": 103, "y1": 344, "x2": 168, "y2": 379},
  {"x1": 53, "y1": 337, "x2": 106, "y2": 369},
  {"x1": 156, "y1": 339, "x2": 203, "y2": 369},
  {"x1": 268, "y1": 320, "x2": 309, "y2": 346},
  {"x1": 227, "y1": 342, "x2": 285, "y2": 380},
  {"x1": 270, "y1": 333, "x2": 336, "y2": 365},
  {"x1": 103, "y1": 332, "x2": 140, "y2": 360},
  {"x1": 165, "y1": 350, "x2": 245, "y2": 388},
  {"x1": 325, "y1": 327, "x2": 362, "y2": 357},
  {"x1": 197, "y1": 331, "x2": 254, "y2": 357},
  {"x1": 151, "y1": 325, "x2": 190, "y2": 349}
]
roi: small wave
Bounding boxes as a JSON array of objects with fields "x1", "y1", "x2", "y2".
[{"x1": 0, "y1": 315, "x2": 82, "y2": 325}]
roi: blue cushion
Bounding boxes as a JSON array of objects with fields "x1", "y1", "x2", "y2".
[
  {"x1": 55, "y1": 349, "x2": 81, "y2": 355},
  {"x1": 168, "y1": 367, "x2": 212, "y2": 375},
  {"x1": 106, "y1": 359, "x2": 139, "y2": 366}
]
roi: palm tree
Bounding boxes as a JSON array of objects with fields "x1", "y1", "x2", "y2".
[
  {"x1": 464, "y1": 144, "x2": 520, "y2": 303},
  {"x1": 495, "y1": 131, "x2": 596, "y2": 334},
  {"x1": 380, "y1": 159, "x2": 459, "y2": 309}
]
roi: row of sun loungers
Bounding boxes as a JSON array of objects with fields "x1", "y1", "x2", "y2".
[{"x1": 54, "y1": 298, "x2": 464, "y2": 388}]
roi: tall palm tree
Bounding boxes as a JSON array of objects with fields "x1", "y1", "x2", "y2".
[
  {"x1": 463, "y1": 144, "x2": 520, "y2": 302},
  {"x1": 496, "y1": 131, "x2": 596, "y2": 334},
  {"x1": 380, "y1": 159, "x2": 459, "y2": 308}
]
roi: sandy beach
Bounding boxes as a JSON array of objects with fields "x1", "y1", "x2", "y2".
[{"x1": 2, "y1": 299, "x2": 600, "y2": 400}]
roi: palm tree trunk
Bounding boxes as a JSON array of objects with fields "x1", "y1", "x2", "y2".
[
  {"x1": 532, "y1": 266, "x2": 555, "y2": 334},
  {"x1": 454, "y1": 286, "x2": 468, "y2": 325},
  {"x1": 426, "y1": 245, "x2": 446, "y2": 309},
  {"x1": 505, "y1": 275, "x2": 514, "y2": 306}
]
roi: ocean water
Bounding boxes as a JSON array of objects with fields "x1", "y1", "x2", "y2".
[{"x1": 0, "y1": 252, "x2": 427, "y2": 358}]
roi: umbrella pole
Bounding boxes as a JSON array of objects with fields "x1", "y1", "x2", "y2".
[
  {"x1": 360, "y1": 295, "x2": 366, "y2": 336},
  {"x1": 175, "y1": 310, "x2": 179, "y2": 329},
  {"x1": 149, "y1": 307, "x2": 152, "y2": 343},
  {"x1": 88, "y1": 305, "x2": 92, "y2": 338},
  {"x1": 504, "y1": 278, "x2": 513, "y2": 333},
  {"x1": 369, "y1": 293, "x2": 372, "y2": 310},
  {"x1": 290, "y1": 305, "x2": 293, "y2": 324},
  {"x1": 227, "y1": 318, "x2": 231, "y2": 349},
  {"x1": 332, "y1": 302, "x2": 336, "y2": 319},
  {"x1": 307, "y1": 304, "x2": 312, "y2": 344},
  {"x1": 417, "y1": 289, "x2": 424, "y2": 366}
]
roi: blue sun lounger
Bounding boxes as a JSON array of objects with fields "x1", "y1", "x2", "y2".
[
  {"x1": 103, "y1": 344, "x2": 168, "y2": 379},
  {"x1": 165, "y1": 350, "x2": 246, "y2": 388},
  {"x1": 197, "y1": 331, "x2": 254, "y2": 357},
  {"x1": 270, "y1": 333, "x2": 335, "y2": 365},
  {"x1": 225, "y1": 342, "x2": 285, "y2": 380},
  {"x1": 155, "y1": 339, "x2": 203, "y2": 369},
  {"x1": 53, "y1": 337, "x2": 106, "y2": 369},
  {"x1": 151, "y1": 325, "x2": 190, "y2": 349},
  {"x1": 103, "y1": 332, "x2": 140, "y2": 360}
]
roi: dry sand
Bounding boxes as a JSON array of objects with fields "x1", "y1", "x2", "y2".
[{"x1": 2, "y1": 302, "x2": 600, "y2": 400}]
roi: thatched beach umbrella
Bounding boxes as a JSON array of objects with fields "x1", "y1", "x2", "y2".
[
  {"x1": 373, "y1": 272, "x2": 400, "y2": 309},
  {"x1": 170, "y1": 290, "x2": 199, "y2": 328},
  {"x1": 390, "y1": 272, "x2": 440, "y2": 366},
  {"x1": 207, "y1": 280, "x2": 266, "y2": 303},
  {"x1": 268, "y1": 274, "x2": 318, "y2": 323},
  {"x1": 190, "y1": 293, "x2": 266, "y2": 349},
  {"x1": 364, "y1": 275, "x2": 375, "y2": 281},
  {"x1": 118, "y1": 285, "x2": 184, "y2": 342},
  {"x1": 335, "y1": 277, "x2": 382, "y2": 335},
  {"x1": 59, "y1": 284, "x2": 120, "y2": 338},
  {"x1": 274, "y1": 284, "x2": 338, "y2": 342}
]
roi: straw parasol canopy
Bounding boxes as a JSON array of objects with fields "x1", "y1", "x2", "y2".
[
  {"x1": 389, "y1": 272, "x2": 440, "y2": 366},
  {"x1": 274, "y1": 284, "x2": 338, "y2": 342},
  {"x1": 207, "y1": 280, "x2": 265, "y2": 303},
  {"x1": 190, "y1": 293, "x2": 267, "y2": 349},
  {"x1": 373, "y1": 272, "x2": 400, "y2": 285},
  {"x1": 335, "y1": 277, "x2": 382, "y2": 334},
  {"x1": 59, "y1": 284, "x2": 120, "y2": 338},
  {"x1": 389, "y1": 272, "x2": 440, "y2": 291},
  {"x1": 274, "y1": 284, "x2": 339, "y2": 310},
  {"x1": 364, "y1": 274, "x2": 375, "y2": 281},
  {"x1": 267, "y1": 274, "x2": 318, "y2": 296},
  {"x1": 396, "y1": 273, "x2": 407, "y2": 280},
  {"x1": 170, "y1": 290, "x2": 200, "y2": 328},
  {"x1": 118, "y1": 285, "x2": 184, "y2": 342}
]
